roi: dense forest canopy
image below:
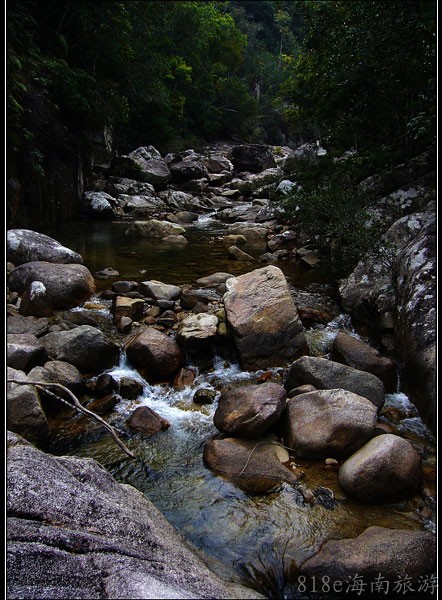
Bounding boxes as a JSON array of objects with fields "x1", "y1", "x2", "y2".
[{"x1": 6, "y1": 0, "x2": 436, "y2": 227}]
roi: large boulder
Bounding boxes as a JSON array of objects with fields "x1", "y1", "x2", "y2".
[
  {"x1": 331, "y1": 332, "x2": 397, "y2": 392},
  {"x1": 125, "y1": 328, "x2": 184, "y2": 382},
  {"x1": 300, "y1": 526, "x2": 436, "y2": 587},
  {"x1": 6, "y1": 229, "x2": 83, "y2": 265},
  {"x1": 394, "y1": 216, "x2": 436, "y2": 433},
  {"x1": 7, "y1": 432, "x2": 259, "y2": 599},
  {"x1": 40, "y1": 325, "x2": 119, "y2": 373},
  {"x1": 8, "y1": 262, "x2": 95, "y2": 309},
  {"x1": 7, "y1": 334, "x2": 48, "y2": 373},
  {"x1": 338, "y1": 434, "x2": 422, "y2": 503},
  {"x1": 213, "y1": 383, "x2": 287, "y2": 437},
  {"x1": 203, "y1": 437, "x2": 298, "y2": 494},
  {"x1": 283, "y1": 389, "x2": 377, "y2": 459},
  {"x1": 7, "y1": 369, "x2": 50, "y2": 447},
  {"x1": 338, "y1": 205, "x2": 436, "y2": 432},
  {"x1": 223, "y1": 265, "x2": 307, "y2": 370},
  {"x1": 229, "y1": 145, "x2": 276, "y2": 173},
  {"x1": 6, "y1": 315, "x2": 49, "y2": 338},
  {"x1": 284, "y1": 356, "x2": 385, "y2": 409},
  {"x1": 110, "y1": 147, "x2": 171, "y2": 188}
]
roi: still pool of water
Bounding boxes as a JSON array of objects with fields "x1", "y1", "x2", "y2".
[{"x1": 46, "y1": 216, "x2": 331, "y2": 290}]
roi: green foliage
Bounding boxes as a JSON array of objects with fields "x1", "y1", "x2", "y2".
[
  {"x1": 280, "y1": 0, "x2": 436, "y2": 159},
  {"x1": 281, "y1": 183, "x2": 389, "y2": 278}
]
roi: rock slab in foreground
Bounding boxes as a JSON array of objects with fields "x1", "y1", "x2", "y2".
[
  {"x1": 223, "y1": 265, "x2": 306, "y2": 370},
  {"x1": 300, "y1": 526, "x2": 435, "y2": 586},
  {"x1": 7, "y1": 432, "x2": 258, "y2": 599}
]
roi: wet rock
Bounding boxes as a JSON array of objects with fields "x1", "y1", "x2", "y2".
[
  {"x1": 40, "y1": 325, "x2": 119, "y2": 374},
  {"x1": 283, "y1": 388, "x2": 377, "y2": 459},
  {"x1": 125, "y1": 328, "x2": 184, "y2": 382},
  {"x1": 173, "y1": 367, "x2": 197, "y2": 389},
  {"x1": 7, "y1": 432, "x2": 256, "y2": 600},
  {"x1": 177, "y1": 313, "x2": 218, "y2": 353},
  {"x1": 193, "y1": 388, "x2": 217, "y2": 405},
  {"x1": 227, "y1": 245, "x2": 256, "y2": 262},
  {"x1": 223, "y1": 265, "x2": 307, "y2": 370},
  {"x1": 331, "y1": 332, "x2": 397, "y2": 392},
  {"x1": 125, "y1": 219, "x2": 185, "y2": 238},
  {"x1": 119, "y1": 377, "x2": 144, "y2": 399},
  {"x1": 8, "y1": 262, "x2": 95, "y2": 309},
  {"x1": 7, "y1": 368, "x2": 50, "y2": 447},
  {"x1": 167, "y1": 210, "x2": 198, "y2": 223},
  {"x1": 300, "y1": 526, "x2": 436, "y2": 586},
  {"x1": 338, "y1": 434, "x2": 422, "y2": 503},
  {"x1": 214, "y1": 383, "x2": 287, "y2": 437},
  {"x1": 138, "y1": 280, "x2": 182, "y2": 302},
  {"x1": 285, "y1": 356, "x2": 385, "y2": 409},
  {"x1": 229, "y1": 145, "x2": 276, "y2": 173},
  {"x1": 156, "y1": 310, "x2": 178, "y2": 328},
  {"x1": 6, "y1": 229, "x2": 83, "y2": 265},
  {"x1": 116, "y1": 316, "x2": 133, "y2": 332},
  {"x1": 7, "y1": 334, "x2": 48, "y2": 373},
  {"x1": 94, "y1": 373, "x2": 119, "y2": 397},
  {"x1": 126, "y1": 406, "x2": 170, "y2": 436},
  {"x1": 87, "y1": 393, "x2": 122, "y2": 415},
  {"x1": 203, "y1": 437, "x2": 298, "y2": 494}
]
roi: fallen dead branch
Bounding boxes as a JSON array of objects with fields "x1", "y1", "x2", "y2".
[{"x1": 8, "y1": 379, "x2": 135, "y2": 459}]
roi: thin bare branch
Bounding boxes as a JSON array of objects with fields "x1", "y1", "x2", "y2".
[{"x1": 8, "y1": 379, "x2": 136, "y2": 459}]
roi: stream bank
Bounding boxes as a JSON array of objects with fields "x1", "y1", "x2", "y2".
[{"x1": 6, "y1": 142, "x2": 437, "y2": 599}]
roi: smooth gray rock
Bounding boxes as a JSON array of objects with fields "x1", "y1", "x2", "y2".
[
  {"x1": 40, "y1": 325, "x2": 119, "y2": 373},
  {"x1": 7, "y1": 369, "x2": 49, "y2": 447},
  {"x1": 7, "y1": 432, "x2": 259, "y2": 599},
  {"x1": 285, "y1": 356, "x2": 385, "y2": 409},
  {"x1": 6, "y1": 229, "x2": 83, "y2": 265},
  {"x1": 7, "y1": 334, "x2": 48, "y2": 373}
]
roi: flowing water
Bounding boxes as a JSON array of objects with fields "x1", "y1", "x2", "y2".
[{"x1": 45, "y1": 216, "x2": 436, "y2": 598}]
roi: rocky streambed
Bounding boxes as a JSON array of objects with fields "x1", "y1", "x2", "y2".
[{"x1": 6, "y1": 142, "x2": 437, "y2": 599}]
